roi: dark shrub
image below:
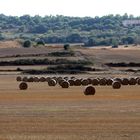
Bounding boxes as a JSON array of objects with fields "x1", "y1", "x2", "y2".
[
  {"x1": 64, "y1": 44, "x2": 70, "y2": 50},
  {"x1": 23, "y1": 40, "x2": 31, "y2": 48},
  {"x1": 36, "y1": 40, "x2": 45, "y2": 46}
]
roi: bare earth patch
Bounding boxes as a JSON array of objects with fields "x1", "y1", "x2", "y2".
[{"x1": 0, "y1": 40, "x2": 21, "y2": 48}]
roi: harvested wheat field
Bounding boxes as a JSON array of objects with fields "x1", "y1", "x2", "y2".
[{"x1": 0, "y1": 75, "x2": 139, "y2": 140}]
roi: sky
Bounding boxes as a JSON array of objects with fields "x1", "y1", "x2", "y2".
[{"x1": 0, "y1": 0, "x2": 140, "y2": 17}]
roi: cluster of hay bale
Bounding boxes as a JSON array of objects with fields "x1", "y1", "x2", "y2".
[{"x1": 17, "y1": 76, "x2": 140, "y2": 96}]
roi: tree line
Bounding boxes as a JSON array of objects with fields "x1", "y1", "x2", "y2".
[{"x1": 0, "y1": 13, "x2": 140, "y2": 46}]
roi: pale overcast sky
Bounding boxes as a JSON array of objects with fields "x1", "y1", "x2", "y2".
[{"x1": 0, "y1": 0, "x2": 139, "y2": 17}]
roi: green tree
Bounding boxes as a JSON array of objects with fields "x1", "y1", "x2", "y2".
[
  {"x1": 0, "y1": 33, "x2": 5, "y2": 40},
  {"x1": 36, "y1": 39, "x2": 45, "y2": 46},
  {"x1": 64, "y1": 44, "x2": 70, "y2": 50},
  {"x1": 23, "y1": 40, "x2": 32, "y2": 48}
]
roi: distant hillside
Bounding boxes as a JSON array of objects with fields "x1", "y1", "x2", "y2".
[{"x1": 0, "y1": 13, "x2": 140, "y2": 46}]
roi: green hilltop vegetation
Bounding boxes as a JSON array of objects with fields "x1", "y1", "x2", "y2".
[{"x1": 0, "y1": 13, "x2": 140, "y2": 46}]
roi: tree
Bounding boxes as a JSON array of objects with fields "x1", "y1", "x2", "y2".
[
  {"x1": 30, "y1": 24, "x2": 47, "y2": 34},
  {"x1": 0, "y1": 33, "x2": 5, "y2": 40},
  {"x1": 36, "y1": 39, "x2": 45, "y2": 46},
  {"x1": 64, "y1": 44, "x2": 70, "y2": 50},
  {"x1": 23, "y1": 40, "x2": 31, "y2": 48},
  {"x1": 122, "y1": 37, "x2": 134, "y2": 44},
  {"x1": 85, "y1": 38, "x2": 95, "y2": 46},
  {"x1": 134, "y1": 36, "x2": 140, "y2": 45}
]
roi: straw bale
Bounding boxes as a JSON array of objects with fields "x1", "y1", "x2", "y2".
[
  {"x1": 106, "y1": 78, "x2": 113, "y2": 86},
  {"x1": 99, "y1": 78, "x2": 107, "y2": 86},
  {"x1": 22, "y1": 77, "x2": 28, "y2": 82},
  {"x1": 137, "y1": 78, "x2": 140, "y2": 85},
  {"x1": 128, "y1": 77, "x2": 137, "y2": 85},
  {"x1": 27, "y1": 77, "x2": 34, "y2": 82},
  {"x1": 48, "y1": 79, "x2": 57, "y2": 86},
  {"x1": 34, "y1": 77, "x2": 40, "y2": 82},
  {"x1": 19, "y1": 82, "x2": 28, "y2": 90},
  {"x1": 121, "y1": 78, "x2": 129, "y2": 85},
  {"x1": 112, "y1": 81, "x2": 121, "y2": 89},
  {"x1": 74, "y1": 79, "x2": 82, "y2": 86},
  {"x1": 61, "y1": 81, "x2": 70, "y2": 88},
  {"x1": 84, "y1": 86, "x2": 96, "y2": 95},
  {"x1": 16, "y1": 76, "x2": 22, "y2": 82},
  {"x1": 81, "y1": 79, "x2": 90, "y2": 86},
  {"x1": 68, "y1": 79, "x2": 75, "y2": 86},
  {"x1": 39, "y1": 77, "x2": 46, "y2": 82},
  {"x1": 91, "y1": 78, "x2": 99, "y2": 86}
]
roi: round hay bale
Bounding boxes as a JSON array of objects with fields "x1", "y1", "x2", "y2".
[
  {"x1": 22, "y1": 77, "x2": 28, "y2": 82},
  {"x1": 74, "y1": 79, "x2": 81, "y2": 86},
  {"x1": 81, "y1": 79, "x2": 89, "y2": 86},
  {"x1": 19, "y1": 82, "x2": 28, "y2": 90},
  {"x1": 39, "y1": 77, "x2": 46, "y2": 82},
  {"x1": 87, "y1": 78, "x2": 92, "y2": 84},
  {"x1": 84, "y1": 86, "x2": 96, "y2": 95},
  {"x1": 99, "y1": 78, "x2": 107, "y2": 86},
  {"x1": 61, "y1": 81, "x2": 70, "y2": 88},
  {"x1": 128, "y1": 78, "x2": 137, "y2": 85},
  {"x1": 27, "y1": 77, "x2": 34, "y2": 82},
  {"x1": 135, "y1": 77, "x2": 140, "y2": 81},
  {"x1": 58, "y1": 79, "x2": 65, "y2": 86},
  {"x1": 57, "y1": 77, "x2": 63, "y2": 82},
  {"x1": 121, "y1": 78, "x2": 129, "y2": 85},
  {"x1": 46, "y1": 77, "x2": 51, "y2": 82},
  {"x1": 34, "y1": 77, "x2": 40, "y2": 82},
  {"x1": 16, "y1": 76, "x2": 22, "y2": 82},
  {"x1": 113, "y1": 78, "x2": 122, "y2": 83},
  {"x1": 68, "y1": 79, "x2": 75, "y2": 86},
  {"x1": 106, "y1": 78, "x2": 113, "y2": 86},
  {"x1": 48, "y1": 79, "x2": 57, "y2": 86},
  {"x1": 91, "y1": 78, "x2": 99, "y2": 86},
  {"x1": 137, "y1": 78, "x2": 140, "y2": 85},
  {"x1": 112, "y1": 81, "x2": 121, "y2": 89},
  {"x1": 63, "y1": 77, "x2": 69, "y2": 80},
  {"x1": 52, "y1": 77, "x2": 57, "y2": 81},
  {"x1": 70, "y1": 76, "x2": 76, "y2": 80}
]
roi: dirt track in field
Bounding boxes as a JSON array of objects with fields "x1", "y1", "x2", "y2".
[{"x1": 0, "y1": 75, "x2": 139, "y2": 140}]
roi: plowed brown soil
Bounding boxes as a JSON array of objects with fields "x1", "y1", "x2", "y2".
[{"x1": 0, "y1": 75, "x2": 139, "y2": 140}]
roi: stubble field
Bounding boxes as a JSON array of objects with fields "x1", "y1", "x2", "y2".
[
  {"x1": 0, "y1": 42, "x2": 140, "y2": 140},
  {"x1": 0, "y1": 75, "x2": 139, "y2": 140}
]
